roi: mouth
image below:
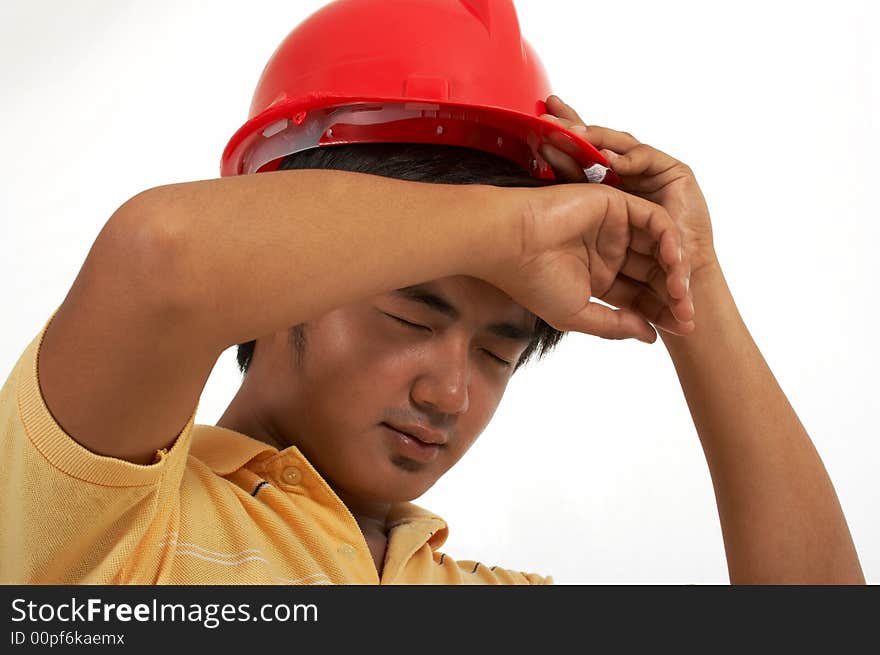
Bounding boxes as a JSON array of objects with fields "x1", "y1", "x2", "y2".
[
  {"x1": 382, "y1": 422, "x2": 446, "y2": 446},
  {"x1": 381, "y1": 423, "x2": 443, "y2": 464}
]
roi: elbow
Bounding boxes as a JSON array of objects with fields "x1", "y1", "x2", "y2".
[{"x1": 95, "y1": 187, "x2": 196, "y2": 319}]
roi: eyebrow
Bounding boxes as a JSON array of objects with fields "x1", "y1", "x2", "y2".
[{"x1": 391, "y1": 284, "x2": 536, "y2": 343}]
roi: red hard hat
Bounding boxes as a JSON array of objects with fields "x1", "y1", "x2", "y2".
[{"x1": 220, "y1": 0, "x2": 619, "y2": 185}]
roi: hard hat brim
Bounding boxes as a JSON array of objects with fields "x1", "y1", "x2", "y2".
[{"x1": 221, "y1": 97, "x2": 620, "y2": 186}]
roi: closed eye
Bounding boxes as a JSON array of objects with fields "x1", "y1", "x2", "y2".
[
  {"x1": 385, "y1": 313, "x2": 512, "y2": 368},
  {"x1": 384, "y1": 313, "x2": 430, "y2": 331},
  {"x1": 482, "y1": 350, "x2": 512, "y2": 367}
]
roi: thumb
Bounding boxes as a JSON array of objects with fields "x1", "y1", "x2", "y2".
[{"x1": 565, "y1": 301, "x2": 657, "y2": 344}]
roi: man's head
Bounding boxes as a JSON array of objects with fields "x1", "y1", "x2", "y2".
[{"x1": 228, "y1": 143, "x2": 568, "y2": 503}]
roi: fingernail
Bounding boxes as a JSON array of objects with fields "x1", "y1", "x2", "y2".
[
  {"x1": 677, "y1": 245, "x2": 683, "y2": 263},
  {"x1": 684, "y1": 274, "x2": 690, "y2": 293}
]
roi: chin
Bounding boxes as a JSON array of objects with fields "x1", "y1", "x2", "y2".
[
  {"x1": 325, "y1": 440, "x2": 446, "y2": 502},
  {"x1": 362, "y1": 468, "x2": 439, "y2": 503}
]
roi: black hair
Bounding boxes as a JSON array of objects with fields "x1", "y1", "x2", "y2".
[{"x1": 235, "y1": 142, "x2": 568, "y2": 375}]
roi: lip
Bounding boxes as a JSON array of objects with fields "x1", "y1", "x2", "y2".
[
  {"x1": 383, "y1": 422, "x2": 447, "y2": 446},
  {"x1": 381, "y1": 423, "x2": 443, "y2": 464}
]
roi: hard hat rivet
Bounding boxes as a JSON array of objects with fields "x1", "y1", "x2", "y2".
[
  {"x1": 326, "y1": 128, "x2": 334, "y2": 138},
  {"x1": 497, "y1": 137, "x2": 503, "y2": 148},
  {"x1": 531, "y1": 159, "x2": 538, "y2": 169},
  {"x1": 436, "y1": 125, "x2": 444, "y2": 136}
]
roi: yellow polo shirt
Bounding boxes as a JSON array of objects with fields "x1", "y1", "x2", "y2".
[{"x1": 0, "y1": 312, "x2": 552, "y2": 585}]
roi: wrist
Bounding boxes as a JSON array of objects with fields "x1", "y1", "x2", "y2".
[
  {"x1": 660, "y1": 257, "x2": 734, "y2": 347},
  {"x1": 689, "y1": 246, "x2": 722, "y2": 282},
  {"x1": 461, "y1": 183, "x2": 529, "y2": 285},
  {"x1": 689, "y1": 254, "x2": 724, "y2": 290}
]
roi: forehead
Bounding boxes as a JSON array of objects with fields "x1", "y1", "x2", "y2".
[{"x1": 387, "y1": 276, "x2": 536, "y2": 341}]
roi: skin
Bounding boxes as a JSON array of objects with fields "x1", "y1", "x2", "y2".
[
  {"x1": 216, "y1": 275, "x2": 535, "y2": 572},
  {"x1": 219, "y1": 93, "x2": 864, "y2": 583},
  {"x1": 536, "y1": 95, "x2": 863, "y2": 583}
]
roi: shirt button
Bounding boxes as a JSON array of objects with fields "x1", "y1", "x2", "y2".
[
  {"x1": 280, "y1": 466, "x2": 302, "y2": 485},
  {"x1": 338, "y1": 543, "x2": 357, "y2": 559}
]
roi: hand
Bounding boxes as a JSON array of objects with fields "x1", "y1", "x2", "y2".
[
  {"x1": 480, "y1": 182, "x2": 695, "y2": 344},
  {"x1": 538, "y1": 95, "x2": 719, "y2": 326}
]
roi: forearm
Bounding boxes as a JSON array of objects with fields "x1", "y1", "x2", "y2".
[
  {"x1": 660, "y1": 263, "x2": 864, "y2": 584},
  {"x1": 138, "y1": 169, "x2": 515, "y2": 351}
]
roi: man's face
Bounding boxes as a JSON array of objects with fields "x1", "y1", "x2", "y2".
[{"x1": 248, "y1": 275, "x2": 536, "y2": 503}]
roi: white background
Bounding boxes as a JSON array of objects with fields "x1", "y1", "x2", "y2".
[{"x1": 1, "y1": 1, "x2": 876, "y2": 584}]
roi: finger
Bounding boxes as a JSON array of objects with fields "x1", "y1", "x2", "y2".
[
  {"x1": 541, "y1": 113, "x2": 681, "y2": 193},
  {"x1": 539, "y1": 113, "x2": 588, "y2": 150},
  {"x1": 564, "y1": 299, "x2": 658, "y2": 344},
  {"x1": 577, "y1": 124, "x2": 641, "y2": 154},
  {"x1": 539, "y1": 112, "x2": 588, "y2": 142},
  {"x1": 625, "y1": 227, "x2": 682, "y2": 300},
  {"x1": 600, "y1": 275, "x2": 695, "y2": 336},
  {"x1": 621, "y1": 247, "x2": 665, "y2": 285},
  {"x1": 594, "y1": 186, "x2": 691, "y2": 300},
  {"x1": 545, "y1": 95, "x2": 588, "y2": 127},
  {"x1": 658, "y1": 230, "x2": 692, "y2": 310},
  {"x1": 538, "y1": 143, "x2": 587, "y2": 182},
  {"x1": 603, "y1": 186, "x2": 683, "y2": 273},
  {"x1": 577, "y1": 185, "x2": 690, "y2": 312},
  {"x1": 539, "y1": 118, "x2": 596, "y2": 165},
  {"x1": 539, "y1": 111, "x2": 621, "y2": 180},
  {"x1": 600, "y1": 142, "x2": 681, "y2": 179},
  {"x1": 620, "y1": 249, "x2": 693, "y2": 320},
  {"x1": 539, "y1": 112, "x2": 574, "y2": 128},
  {"x1": 629, "y1": 226, "x2": 659, "y2": 257},
  {"x1": 621, "y1": 248, "x2": 693, "y2": 320}
]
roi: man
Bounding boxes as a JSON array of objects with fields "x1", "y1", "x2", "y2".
[{"x1": 0, "y1": 0, "x2": 863, "y2": 585}]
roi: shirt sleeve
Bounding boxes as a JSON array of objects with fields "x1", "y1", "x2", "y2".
[{"x1": 0, "y1": 311, "x2": 197, "y2": 583}]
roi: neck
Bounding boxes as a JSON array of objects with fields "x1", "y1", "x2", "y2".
[
  {"x1": 216, "y1": 390, "x2": 391, "y2": 575},
  {"x1": 216, "y1": 392, "x2": 287, "y2": 451},
  {"x1": 216, "y1": 401, "x2": 392, "y2": 539},
  {"x1": 333, "y1": 490, "x2": 392, "y2": 540}
]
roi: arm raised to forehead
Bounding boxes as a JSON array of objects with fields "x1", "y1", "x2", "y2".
[
  {"x1": 141, "y1": 169, "x2": 518, "y2": 352},
  {"x1": 38, "y1": 163, "x2": 688, "y2": 467},
  {"x1": 37, "y1": 169, "x2": 520, "y2": 465}
]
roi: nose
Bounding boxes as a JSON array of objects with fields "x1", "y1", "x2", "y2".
[{"x1": 410, "y1": 338, "x2": 471, "y2": 416}]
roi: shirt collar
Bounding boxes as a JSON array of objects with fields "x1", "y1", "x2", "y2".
[
  {"x1": 189, "y1": 424, "x2": 450, "y2": 550},
  {"x1": 190, "y1": 424, "x2": 278, "y2": 475},
  {"x1": 385, "y1": 502, "x2": 449, "y2": 551}
]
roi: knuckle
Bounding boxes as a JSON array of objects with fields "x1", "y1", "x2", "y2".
[
  {"x1": 556, "y1": 320, "x2": 577, "y2": 333},
  {"x1": 602, "y1": 311, "x2": 626, "y2": 340},
  {"x1": 553, "y1": 317, "x2": 579, "y2": 333}
]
